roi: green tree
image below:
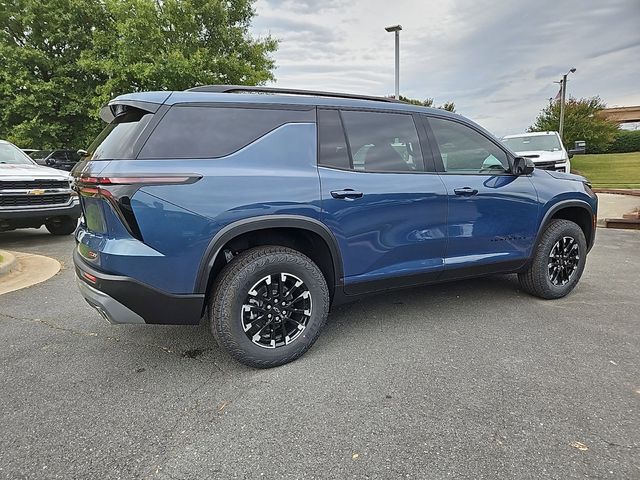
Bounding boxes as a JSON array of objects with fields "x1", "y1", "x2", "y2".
[
  {"x1": 528, "y1": 96, "x2": 619, "y2": 153},
  {"x1": 0, "y1": 0, "x2": 276, "y2": 149},
  {"x1": 398, "y1": 95, "x2": 456, "y2": 112},
  {"x1": 81, "y1": 0, "x2": 277, "y2": 109},
  {"x1": 0, "y1": 0, "x2": 110, "y2": 148}
]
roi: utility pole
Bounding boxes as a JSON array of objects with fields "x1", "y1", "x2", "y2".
[
  {"x1": 559, "y1": 76, "x2": 567, "y2": 139},
  {"x1": 558, "y1": 68, "x2": 576, "y2": 140},
  {"x1": 385, "y1": 25, "x2": 402, "y2": 99}
]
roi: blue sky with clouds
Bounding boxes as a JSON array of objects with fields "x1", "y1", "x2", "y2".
[{"x1": 250, "y1": 0, "x2": 640, "y2": 136}]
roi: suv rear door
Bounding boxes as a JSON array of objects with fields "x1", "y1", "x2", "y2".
[
  {"x1": 422, "y1": 115, "x2": 539, "y2": 278},
  {"x1": 317, "y1": 108, "x2": 447, "y2": 294}
]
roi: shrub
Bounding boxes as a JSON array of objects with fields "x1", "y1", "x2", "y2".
[{"x1": 607, "y1": 130, "x2": 640, "y2": 153}]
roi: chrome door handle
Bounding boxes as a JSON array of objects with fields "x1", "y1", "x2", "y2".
[
  {"x1": 453, "y1": 187, "x2": 478, "y2": 196},
  {"x1": 331, "y1": 189, "x2": 363, "y2": 200}
]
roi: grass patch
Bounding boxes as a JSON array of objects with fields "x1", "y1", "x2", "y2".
[
  {"x1": 571, "y1": 152, "x2": 640, "y2": 189},
  {"x1": 0, "y1": 254, "x2": 3, "y2": 263}
]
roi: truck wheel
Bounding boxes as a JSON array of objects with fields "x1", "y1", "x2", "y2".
[
  {"x1": 45, "y1": 216, "x2": 77, "y2": 235},
  {"x1": 518, "y1": 219, "x2": 587, "y2": 299},
  {"x1": 209, "y1": 246, "x2": 330, "y2": 368}
]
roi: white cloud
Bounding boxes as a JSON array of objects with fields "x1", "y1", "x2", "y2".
[{"x1": 252, "y1": 0, "x2": 640, "y2": 136}]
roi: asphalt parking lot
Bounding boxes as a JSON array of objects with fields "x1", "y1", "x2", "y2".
[{"x1": 0, "y1": 228, "x2": 638, "y2": 479}]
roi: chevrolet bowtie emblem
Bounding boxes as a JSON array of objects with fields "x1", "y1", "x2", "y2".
[{"x1": 29, "y1": 189, "x2": 46, "y2": 195}]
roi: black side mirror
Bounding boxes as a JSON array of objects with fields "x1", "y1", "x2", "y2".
[
  {"x1": 512, "y1": 156, "x2": 535, "y2": 175},
  {"x1": 568, "y1": 148, "x2": 583, "y2": 158}
]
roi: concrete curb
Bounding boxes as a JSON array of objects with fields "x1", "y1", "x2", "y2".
[
  {"x1": 593, "y1": 188, "x2": 640, "y2": 197},
  {"x1": 0, "y1": 250, "x2": 17, "y2": 276},
  {"x1": 603, "y1": 218, "x2": 640, "y2": 230},
  {"x1": 0, "y1": 251, "x2": 61, "y2": 295}
]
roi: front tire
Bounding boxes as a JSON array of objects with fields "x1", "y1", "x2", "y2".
[
  {"x1": 518, "y1": 219, "x2": 587, "y2": 299},
  {"x1": 209, "y1": 246, "x2": 330, "y2": 368},
  {"x1": 45, "y1": 216, "x2": 77, "y2": 235}
]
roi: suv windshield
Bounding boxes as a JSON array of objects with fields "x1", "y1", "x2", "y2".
[
  {"x1": 502, "y1": 135, "x2": 562, "y2": 152},
  {"x1": 0, "y1": 143, "x2": 36, "y2": 165}
]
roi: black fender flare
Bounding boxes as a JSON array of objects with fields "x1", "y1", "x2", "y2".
[
  {"x1": 533, "y1": 199, "x2": 596, "y2": 253},
  {"x1": 194, "y1": 215, "x2": 344, "y2": 294}
]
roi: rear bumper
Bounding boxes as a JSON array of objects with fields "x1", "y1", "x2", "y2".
[
  {"x1": 73, "y1": 249, "x2": 205, "y2": 325},
  {"x1": 76, "y1": 276, "x2": 145, "y2": 324}
]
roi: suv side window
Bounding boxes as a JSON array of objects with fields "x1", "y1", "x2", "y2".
[
  {"x1": 318, "y1": 109, "x2": 351, "y2": 170},
  {"x1": 340, "y1": 110, "x2": 424, "y2": 173},
  {"x1": 139, "y1": 106, "x2": 314, "y2": 159},
  {"x1": 428, "y1": 117, "x2": 510, "y2": 174}
]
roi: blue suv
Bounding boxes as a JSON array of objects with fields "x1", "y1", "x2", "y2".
[{"x1": 72, "y1": 86, "x2": 597, "y2": 368}]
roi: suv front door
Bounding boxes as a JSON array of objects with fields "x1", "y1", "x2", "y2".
[
  {"x1": 317, "y1": 108, "x2": 448, "y2": 294},
  {"x1": 423, "y1": 116, "x2": 539, "y2": 279}
]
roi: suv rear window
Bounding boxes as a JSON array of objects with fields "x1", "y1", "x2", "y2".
[
  {"x1": 86, "y1": 108, "x2": 154, "y2": 160},
  {"x1": 138, "y1": 106, "x2": 315, "y2": 159}
]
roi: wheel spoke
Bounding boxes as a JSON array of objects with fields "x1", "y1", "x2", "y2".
[
  {"x1": 253, "y1": 317, "x2": 272, "y2": 336},
  {"x1": 290, "y1": 291, "x2": 310, "y2": 304},
  {"x1": 244, "y1": 303, "x2": 267, "y2": 314},
  {"x1": 282, "y1": 315, "x2": 306, "y2": 328}
]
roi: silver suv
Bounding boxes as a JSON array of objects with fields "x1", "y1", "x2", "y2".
[{"x1": 0, "y1": 140, "x2": 80, "y2": 235}]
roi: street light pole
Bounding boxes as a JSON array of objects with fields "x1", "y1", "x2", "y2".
[
  {"x1": 385, "y1": 25, "x2": 402, "y2": 99},
  {"x1": 558, "y1": 68, "x2": 576, "y2": 140}
]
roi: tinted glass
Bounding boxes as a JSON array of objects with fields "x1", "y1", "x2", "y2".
[
  {"x1": 341, "y1": 110, "x2": 424, "y2": 172},
  {"x1": 29, "y1": 150, "x2": 52, "y2": 160},
  {"x1": 0, "y1": 143, "x2": 35, "y2": 165},
  {"x1": 87, "y1": 109, "x2": 153, "y2": 160},
  {"x1": 51, "y1": 151, "x2": 68, "y2": 160},
  {"x1": 428, "y1": 117, "x2": 509, "y2": 174},
  {"x1": 318, "y1": 109, "x2": 350, "y2": 170},
  {"x1": 139, "y1": 106, "x2": 314, "y2": 159}
]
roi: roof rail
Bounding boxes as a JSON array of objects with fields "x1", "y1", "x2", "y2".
[{"x1": 185, "y1": 85, "x2": 401, "y2": 103}]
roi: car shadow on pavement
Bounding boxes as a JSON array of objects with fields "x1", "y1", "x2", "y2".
[
  {"x1": 109, "y1": 274, "x2": 524, "y2": 370},
  {"x1": 0, "y1": 226, "x2": 529, "y2": 370},
  {"x1": 321, "y1": 274, "x2": 522, "y2": 334},
  {"x1": 0, "y1": 227, "x2": 74, "y2": 253}
]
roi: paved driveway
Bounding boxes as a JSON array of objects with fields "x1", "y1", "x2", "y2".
[{"x1": 0, "y1": 228, "x2": 638, "y2": 479}]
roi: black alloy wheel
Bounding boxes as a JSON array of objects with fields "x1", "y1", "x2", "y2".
[
  {"x1": 241, "y1": 272, "x2": 312, "y2": 349},
  {"x1": 547, "y1": 236, "x2": 580, "y2": 286}
]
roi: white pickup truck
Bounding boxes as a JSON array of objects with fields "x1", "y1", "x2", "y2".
[
  {"x1": 501, "y1": 131, "x2": 571, "y2": 174},
  {"x1": 0, "y1": 139, "x2": 80, "y2": 235}
]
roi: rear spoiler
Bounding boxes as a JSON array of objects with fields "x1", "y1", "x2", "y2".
[{"x1": 99, "y1": 100, "x2": 163, "y2": 123}]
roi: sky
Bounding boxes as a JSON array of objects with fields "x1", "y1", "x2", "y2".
[{"x1": 250, "y1": 0, "x2": 640, "y2": 136}]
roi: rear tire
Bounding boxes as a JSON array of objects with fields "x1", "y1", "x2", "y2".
[
  {"x1": 518, "y1": 219, "x2": 587, "y2": 299},
  {"x1": 45, "y1": 216, "x2": 77, "y2": 236},
  {"x1": 209, "y1": 246, "x2": 330, "y2": 368}
]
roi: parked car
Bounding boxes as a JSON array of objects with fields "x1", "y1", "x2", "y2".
[
  {"x1": 501, "y1": 131, "x2": 571, "y2": 173},
  {"x1": 30, "y1": 149, "x2": 81, "y2": 171},
  {"x1": 72, "y1": 86, "x2": 598, "y2": 368},
  {"x1": 0, "y1": 140, "x2": 80, "y2": 235},
  {"x1": 21, "y1": 148, "x2": 38, "y2": 156}
]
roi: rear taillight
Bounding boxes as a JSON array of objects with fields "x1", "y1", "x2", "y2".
[
  {"x1": 77, "y1": 175, "x2": 195, "y2": 186},
  {"x1": 74, "y1": 174, "x2": 200, "y2": 240}
]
